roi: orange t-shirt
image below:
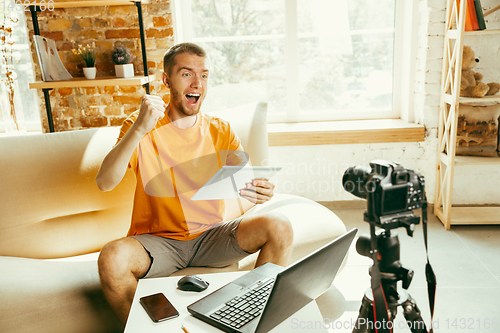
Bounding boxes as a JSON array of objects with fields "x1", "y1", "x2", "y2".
[{"x1": 117, "y1": 111, "x2": 248, "y2": 240}]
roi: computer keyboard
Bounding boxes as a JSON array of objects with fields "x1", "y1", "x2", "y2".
[{"x1": 209, "y1": 279, "x2": 274, "y2": 329}]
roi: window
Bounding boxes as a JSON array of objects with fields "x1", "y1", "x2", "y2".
[
  {"x1": 173, "y1": 0, "x2": 416, "y2": 123},
  {"x1": 1, "y1": 8, "x2": 41, "y2": 133}
]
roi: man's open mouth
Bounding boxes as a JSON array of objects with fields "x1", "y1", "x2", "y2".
[{"x1": 186, "y1": 93, "x2": 201, "y2": 105}]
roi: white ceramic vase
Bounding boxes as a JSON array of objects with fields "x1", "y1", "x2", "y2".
[
  {"x1": 83, "y1": 67, "x2": 96, "y2": 79},
  {"x1": 115, "y1": 64, "x2": 134, "y2": 78}
]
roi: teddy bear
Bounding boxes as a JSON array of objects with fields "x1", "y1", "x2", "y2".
[{"x1": 460, "y1": 45, "x2": 500, "y2": 98}]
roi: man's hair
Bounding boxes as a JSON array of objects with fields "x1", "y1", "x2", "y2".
[{"x1": 163, "y1": 42, "x2": 206, "y2": 76}]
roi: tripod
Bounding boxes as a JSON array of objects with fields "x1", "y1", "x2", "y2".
[
  {"x1": 353, "y1": 224, "x2": 427, "y2": 333},
  {"x1": 342, "y1": 161, "x2": 436, "y2": 333}
]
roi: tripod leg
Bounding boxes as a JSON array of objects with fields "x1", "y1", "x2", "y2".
[
  {"x1": 401, "y1": 294, "x2": 427, "y2": 333},
  {"x1": 353, "y1": 294, "x2": 376, "y2": 333}
]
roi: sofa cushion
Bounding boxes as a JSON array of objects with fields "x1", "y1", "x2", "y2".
[
  {"x1": 0, "y1": 256, "x2": 122, "y2": 333},
  {"x1": 207, "y1": 101, "x2": 269, "y2": 166}
]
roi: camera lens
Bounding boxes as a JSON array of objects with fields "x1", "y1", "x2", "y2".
[
  {"x1": 342, "y1": 167, "x2": 356, "y2": 193},
  {"x1": 342, "y1": 165, "x2": 372, "y2": 199}
]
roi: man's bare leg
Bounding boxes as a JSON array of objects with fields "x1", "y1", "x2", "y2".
[
  {"x1": 235, "y1": 212, "x2": 293, "y2": 267},
  {"x1": 98, "y1": 237, "x2": 151, "y2": 325}
]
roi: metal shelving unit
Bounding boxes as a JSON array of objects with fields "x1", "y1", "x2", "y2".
[{"x1": 28, "y1": 0, "x2": 152, "y2": 132}]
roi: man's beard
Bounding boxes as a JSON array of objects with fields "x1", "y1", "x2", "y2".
[{"x1": 171, "y1": 88, "x2": 201, "y2": 117}]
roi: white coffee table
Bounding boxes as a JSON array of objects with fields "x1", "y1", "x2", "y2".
[{"x1": 124, "y1": 271, "x2": 330, "y2": 333}]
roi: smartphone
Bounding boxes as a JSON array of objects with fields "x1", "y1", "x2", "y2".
[{"x1": 139, "y1": 293, "x2": 180, "y2": 323}]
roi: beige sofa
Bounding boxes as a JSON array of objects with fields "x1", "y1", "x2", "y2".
[{"x1": 0, "y1": 102, "x2": 346, "y2": 333}]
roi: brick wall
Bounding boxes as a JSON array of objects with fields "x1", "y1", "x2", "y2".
[{"x1": 25, "y1": 0, "x2": 173, "y2": 132}]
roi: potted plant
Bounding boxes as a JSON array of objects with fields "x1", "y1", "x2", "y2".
[
  {"x1": 112, "y1": 46, "x2": 136, "y2": 78},
  {"x1": 72, "y1": 43, "x2": 96, "y2": 79}
]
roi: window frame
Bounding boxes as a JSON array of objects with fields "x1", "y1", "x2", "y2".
[{"x1": 172, "y1": 0, "x2": 418, "y2": 124}]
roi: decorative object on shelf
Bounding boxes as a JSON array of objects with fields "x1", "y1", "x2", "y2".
[
  {"x1": 114, "y1": 63, "x2": 133, "y2": 78},
  {"x1": 456, "y1": 104, "x2": 500, "y2": 157},
  {"x1": 112, "y1": 46, "x2": 136, "y2": 78},
  {"x1": 72, "y1": 43, "x2": 97, "y2": 79},
  {"x1": 460, "y1": 45, "x2": 500, "y2": 98},
  {"x1": 82, "y1": 67, "x2": 96, "y2": 80},
  {"x1": 33, "y1": 36, "x2": 72, "y2": 82},
  {"x1": 1, "y1": 11, "x2": 26, "y2": 133}
]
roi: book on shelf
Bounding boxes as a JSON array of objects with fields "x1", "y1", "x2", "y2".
[
  {"x1": 33, "y1": 36, "x2": 72, "y2": 82},
  {"x1": 465, "y1": 0, "x2": 479, "y2": 31},
  {"x1": 457, "y1": 0, "x2": 480, "y2": 31},
  {"x1": 467, "y1": 0, "x2": 480, "y2": 30},
  {"x1": 474, "y1": 0, "x2": 486, "y2": 30}
]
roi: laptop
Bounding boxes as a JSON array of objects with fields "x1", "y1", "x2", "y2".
[
  {"x1": 190, "y1": 166, "x2": 282, "y2": 201},
  {"x1": 187, "y1": 228, "x2": 357, "y2": 333}
]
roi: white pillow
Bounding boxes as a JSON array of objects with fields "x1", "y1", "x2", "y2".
[{"x1": 207, "y1": 101, "x2": 269, "y2": 166}]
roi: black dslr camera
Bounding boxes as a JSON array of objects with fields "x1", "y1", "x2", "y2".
[
  {"x1": 342, "y1": 160, "x2": 425, "y2": 235},
  {"x1": 343, "y1": 161, "x2": 433, "y2": 333}
]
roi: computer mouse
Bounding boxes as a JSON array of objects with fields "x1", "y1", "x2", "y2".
[{"x1": 177, "y1": 275, "x2": 209, "y2": 292}]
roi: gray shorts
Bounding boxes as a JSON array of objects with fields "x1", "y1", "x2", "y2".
[{"x1": 131, "y1": 217, "x2": 251, "y2": 279}]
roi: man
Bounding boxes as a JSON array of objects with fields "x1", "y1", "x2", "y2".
[{"x1": 95, "y1": 43, "x2": 293, "y2": 325}]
